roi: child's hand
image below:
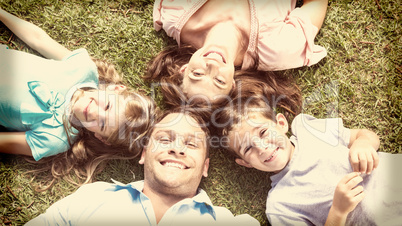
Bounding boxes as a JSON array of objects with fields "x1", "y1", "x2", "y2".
[
  {"x1": 326, "y1": 172, "x2": 365, "y2": 225},
  {"x1": 349, "y1": 141, "x2": 379, "y2": 174},
  {"x1": 331, "y1": 172, "x2": 365, "y2": 216}
]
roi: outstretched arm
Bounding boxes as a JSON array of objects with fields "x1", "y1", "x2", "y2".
[
  {"x1": 0, "y1": 8, "x2": 70, "y2": 60},
  {"x1": 0, "y1": 132, "x2": 32, "y2": 157},
  {"x1": 348, "y1": 129, "x2": 380, "y2": 174},
  {"x1": 301, "y1": 0, "x2": 328, "y2": 31}
]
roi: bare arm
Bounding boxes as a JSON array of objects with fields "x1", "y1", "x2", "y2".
[
  {"x1": 348, "y1": 129, "x2": 380, "y2": 150},
  {"x1": 348, "y1": 129, "x2": 380, "y2": 174},
  {"x1": 0, "y1": 8, "x2": 71, "y2": 60},
  {"x1": 0, "y1": 132, "x2": 33, "y2": 156},
  {"x1": 301, "y1": 0, "x2": 328, "y2": 31}
]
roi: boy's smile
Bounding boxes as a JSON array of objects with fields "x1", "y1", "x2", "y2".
[{"x1": 227, "y1": 112, "x2": 295, "y2": 173}]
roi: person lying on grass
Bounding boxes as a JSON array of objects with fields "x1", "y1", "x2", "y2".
[
  {"x1": 145, "y1": 0, "x2": 328, "y2": 107},
  {"x1": 215, "y1": 77, "x2": 402, "y2": 225},
  {"x1": 0, "y1": 8, "x2": 157, "y2": 187},
  {"x1": 26, "y1": 108, "x2": 259, "y2": 225}
]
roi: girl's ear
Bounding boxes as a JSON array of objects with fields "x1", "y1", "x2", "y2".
[
  {"x1": 235, "y1": 158, "x2": 253, "y2": 168},
  {"x1": 180, "y1": 64, "x2": 188, "y2": 74},
  {"x1": 94, "y1": 133, "x2": 111, "y2": 145},
  {"x1": 276, "y1": 113, "x2": 289, "y2": 134}
]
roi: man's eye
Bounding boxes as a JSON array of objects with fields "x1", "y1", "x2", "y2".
[
  {"x1": 186, "y1": 142, "x2": 198, "y2": 148},
  {"x1": 159, "y1": 137, "x2": 172, "y2": 143}
]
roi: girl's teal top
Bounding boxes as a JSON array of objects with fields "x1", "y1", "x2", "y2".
[{"x1": 0, "y1": 46, "x2": 98, "y2": 160}]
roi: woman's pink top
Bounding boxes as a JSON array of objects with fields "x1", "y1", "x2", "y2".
[{"x1": 153, "y1": 0, "x2": 327, "y2": 71}]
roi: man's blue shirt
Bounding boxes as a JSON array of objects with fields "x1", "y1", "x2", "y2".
[{"x1": 26, "y1": 180, "x2": 259, "y2": 226}]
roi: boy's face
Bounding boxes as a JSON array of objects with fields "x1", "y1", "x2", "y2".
[{"x1": 227, "y1": 113, "x2": 294, "y2": 173}]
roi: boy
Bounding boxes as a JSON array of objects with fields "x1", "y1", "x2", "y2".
[{"x1": 217, "y1": 97, "x2": 402, "y2": 225}]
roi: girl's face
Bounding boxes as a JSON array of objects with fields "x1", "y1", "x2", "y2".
[
  {"x1": 71, "y1": 85, "x2": 128, "y2": 141},
  {"x1": 227, "y1": 113, "x2": 294, "y2": 173},
  {"x1": 181, "y1": 47, "x2": 235, "y2": 102}
]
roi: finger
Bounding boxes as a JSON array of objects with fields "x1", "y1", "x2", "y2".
[
  {"x1": 372, "y1": 151, "x2": 380, "y2": 170},
  {"x1": 352, "y1": 189, "x2": 365, "y2": 204},
  {"x1": 345, "y1": 175, "x2": 363, "y2": 189},
  {"x1": 351, "y1": 185, "x2": 364, "y2": 197},
  {"x1": 349, "y1": 153, "x2": 360, "y2": 172},
  {"x1": 340, "y1": 172, "x2": 361, "y2": 185},
  {"x1": 358, "y1": 152, "x2": 367, "y2": 174},
  {"x1": 366, "y1": 152, "x2": 374, "y2": 174}
]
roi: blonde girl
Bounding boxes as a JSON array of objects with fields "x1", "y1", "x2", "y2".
[{"x1": 0, "y1": 8, "x2": 157, "y2": 187}]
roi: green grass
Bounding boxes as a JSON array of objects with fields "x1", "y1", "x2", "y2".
[{"x1": 0, "y1": 0, "x2": 401, "y2": 225}]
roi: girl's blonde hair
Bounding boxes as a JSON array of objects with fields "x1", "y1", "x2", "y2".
[{"x1": 26, "y1": 59, "x2": 158, "y2": 190}]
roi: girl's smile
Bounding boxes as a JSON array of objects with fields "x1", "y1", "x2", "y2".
[{"x1": 70, "y1": 85, "x2": 128, "y2": 139}]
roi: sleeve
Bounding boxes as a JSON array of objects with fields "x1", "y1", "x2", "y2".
[
  {"x1": 213, "y1": 206, "x2": 260, "y2": 226},
  {"x1": 0, "y1": 44, "x2": 9, "y2": 50},
  {"x1": 291, "y1": 114, "x2": 351, "y2": 148},
  {"x1": 62, "y1": 48, "x2": 98, "y2": 82},
  {"x1": 268, "y1": 213, "x2": 312, "y2": 226},
  {"x1": 25, "y1": 182, "x2": 111, "y2": 226},
  {"x1": 257, "y1": 8, "x2": 327, "y2": 71},
  {"x1": 61, "y1": 48, "x2": 91, "y2": 61},
  {"x1": 26, "y1": 128, "x2": 72, "y2": 161},
  {"x1": 153, "y1": 0, "x2": 163, "y2": 31}
]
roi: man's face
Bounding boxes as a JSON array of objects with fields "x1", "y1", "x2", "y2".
[{"x1": 139, "y1": 113, "x2": 209, "y2": 198}]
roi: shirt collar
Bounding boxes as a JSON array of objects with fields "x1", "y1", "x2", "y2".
[{"x1": 110, "y1": 179, "x2": 216, "y2": 219}]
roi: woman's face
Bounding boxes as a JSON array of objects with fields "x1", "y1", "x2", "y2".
[
  {"x1": 70, "y1": 85, "x2": 128, "y2": 140},
  {"x1": 181, "y1": 47, "x2": 235, "y2": 103}
]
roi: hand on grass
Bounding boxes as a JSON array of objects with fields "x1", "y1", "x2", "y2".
[{"x1": 349, "y1": 141, "x2": 379, "y2": 174}]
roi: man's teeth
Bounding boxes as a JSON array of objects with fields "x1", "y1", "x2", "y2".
[{"x1": 164, "y1": 162, "x2": 185, "y2": 169}]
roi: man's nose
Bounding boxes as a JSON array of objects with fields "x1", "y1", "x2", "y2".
[{"x1": 168, "y1": 138, "x2": 187, "y2": 156}]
